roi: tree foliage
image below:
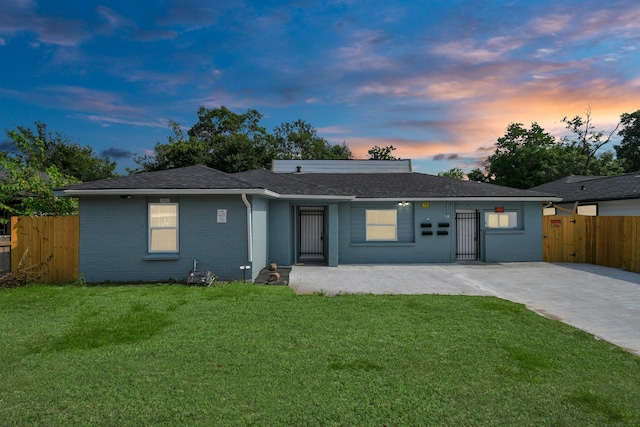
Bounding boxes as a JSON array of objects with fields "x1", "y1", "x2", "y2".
[
  {"x1": 472, "y1": 113, "x2": 627, "y2": 188},
  {"x1": 7, "y1": 122, "x2": 117, "y2": 182},
  {"x1": 0, "y1": 123, "x2": 88, "y2": 218},
  {"x1": 477, "y1": 123, "x2": 575, "y2": 189},
  {"x1": 367, "y1": 145, "x2": 398, "y2": 160},
  {"x1": 615, "y1": 110, "x2": 640, "y2": 172},
  {"x1": 561, "y1": 107, "x2": 620, "y2": 175},
  {"x1": 134, "y1": 107, "x2": 352, "y2": 173},
  {"x1": 273, "y1": 119, "x2": 351, "y2": 160},
  {"x1": 438, "y1": 167, "x2": 465, "y2": 180}
]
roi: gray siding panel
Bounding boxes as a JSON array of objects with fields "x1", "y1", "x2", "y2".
[
  {"x1": 349, "y1": 203, "x2": 414, "y2": 244},
  {"x1": 79, "y1": 195, "x2": 249, "y2": 282},
  {"x1": 338, "y1": 200, "x2": 543, "y2": 265},
  {"x1": 268, "y1": 200, "x2": 294, "y2": 266},
  {"x1": 250, "y1": 196, "x2": 269, "y2": 279}
]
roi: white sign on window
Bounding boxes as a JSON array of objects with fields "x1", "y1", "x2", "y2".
[{"x1": 217, "y1": 209, "x2": 227, "y2": 223}]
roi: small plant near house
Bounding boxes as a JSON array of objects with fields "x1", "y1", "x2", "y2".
[{"x1": 0, "y1": 248, "x2": 46, "y2": 289}]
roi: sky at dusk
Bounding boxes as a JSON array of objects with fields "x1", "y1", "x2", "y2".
[{"x1": 1, "y1": 0, "x2": 639, "y2": 175}]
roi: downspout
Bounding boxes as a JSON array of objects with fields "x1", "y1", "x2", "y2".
[{"x1": 241, "y1": 193, "x2": 253, "y2": 263}]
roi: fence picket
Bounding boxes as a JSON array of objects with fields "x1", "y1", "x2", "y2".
[
  {"x1": 543, "y1": 215, "x2": 640, "y2": 274},
  {"x1": 10, "y1": 216, "x2": 79, "y2": 283}
]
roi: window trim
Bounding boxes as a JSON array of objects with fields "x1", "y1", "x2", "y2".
[
  {"x1": 365, "y1": 209, "x2": 398, "y2": 241},
  {"x1": 148, "y1": 203, "x2": 179, "y2": 253}
]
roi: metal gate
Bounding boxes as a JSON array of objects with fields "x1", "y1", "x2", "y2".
[
  {"x1": 456, "y1": 211, "x2": 480, "y2": 261},
  {"x1": 299, "y1": 207, "x2": 325, "y2": 261}
]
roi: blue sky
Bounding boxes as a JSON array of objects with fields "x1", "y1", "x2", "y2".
[{"x1": 1, "y1": 0, "x2": 639, "y2": 175}]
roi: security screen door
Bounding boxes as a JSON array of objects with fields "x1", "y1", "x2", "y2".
[
  {"x1": 299, "y1": 207, "x2": 325, "y2": 262},
  {"x1": 456, "y1": 210, "x2": 480, "y2": 261}
]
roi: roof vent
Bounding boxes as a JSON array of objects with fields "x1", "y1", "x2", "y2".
[{"x1": 580, "y1": 185, "x2": 586, "y2": 190}]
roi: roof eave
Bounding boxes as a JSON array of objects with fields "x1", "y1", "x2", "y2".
[
  {"x1": 275, "y1": 194, "x2": 355, "y2": 200},
  {"x1": 59, "y1": 188, "x2": 280, "y2": 198},
  {"x1": 353, "y1": 196, "x2": 562, "y2": 202}
]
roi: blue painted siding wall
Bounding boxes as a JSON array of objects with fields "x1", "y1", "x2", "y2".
[
  {"x1": 474, "y1": 202, "x2": 543, "y2": 262},
  {"x1": 336, "y1": 200, "x2": 543, "y2": 264},
  {"x1": 338, "y1": 201, "x2": 454, "y2": 264},
  {"x1": 79, "y1": 195, "x2": 250, "y2": 282},
  {"x1": 268, "y1": 200, "x2": 294, "y2": 266}
]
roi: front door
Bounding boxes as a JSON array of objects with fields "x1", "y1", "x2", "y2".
[
  {"x1": 299, "y1": 207, "x2": 325, "y2": 262},
  {"x1": 456, "y1": 210, "x2": 480, "y2": 261}
]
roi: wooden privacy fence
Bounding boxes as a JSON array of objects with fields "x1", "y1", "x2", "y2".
[
  {"x1": 543, "y1": 215, "x2": 640, "y2": 273},
  {"x1": 11, "y1": 216, "x2": 79, "y2": 283}
]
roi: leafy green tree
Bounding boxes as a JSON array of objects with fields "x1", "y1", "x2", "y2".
[
  {"x1": 466, "y1": 168, "x2": 490, "y2": 183},
  {"x1": 561, "y1": 107, "x2": 619, "y2": 175},
  {"x1": 134, "y1": 107, "x2": 352, "y2": 173},
  {"x1": 367, "y1": 145, "x2": 398, "y2": 160},
  {"x1": 7, "y1": 122, "x2": 117, "y2": 182},
  {"x1": 1, "y1": 128, "x2": 79, "y2": 218},
  {"x1": 482, "y1": 122, "x2": 581, "y2": 189},
  {"x1": 272, "y1": 119, "x2": 351, "y2": 160},
  {"x1": 134, "y1": 108, "x2": 272, "y2": 173},
  {"x1": 614, "y1": 110, "x2": 640, "y2": 172},
  {"x1": 438, "y1": 167, "x2": 465, "y2": 180},
  {"x1": 132, "y1": 121, "x2": 211, "y2": 171}
]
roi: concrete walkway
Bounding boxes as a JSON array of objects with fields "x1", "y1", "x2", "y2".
[{"x1": 289, "y1": 262, "x2": 640, "y2": 356}]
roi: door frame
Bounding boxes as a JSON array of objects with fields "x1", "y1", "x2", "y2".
[
  {"x1": 297, "y1": 206, "x2": 326, "y2": 263},
  {"x1": 455, "y1": 209, "x2": 480, "y2": 261}
]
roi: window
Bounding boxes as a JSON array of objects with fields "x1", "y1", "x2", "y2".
[
  {"x1": 366, "y1": 209, "x2": 397, "y2": 241},
  {"x1": 485, "y1": 212, "x2": 517, "y2": 229},
  {"x1": 577, "y1": 204, "x2": 597, "y2": 216},
  {"x1": 149, "y1": 203, "x2": 178, "y2": 252}
]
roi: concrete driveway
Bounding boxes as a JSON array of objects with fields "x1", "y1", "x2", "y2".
[{"x1": 289, "y1": 262, "x2": 640, "y2": 356}]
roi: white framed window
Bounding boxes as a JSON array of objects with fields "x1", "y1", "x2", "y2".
[
  {"x1": 366, "y1": 209, "x2": 397, "y2": 241},
  {"x1": 577, "y1": 204, "x2": 597, "y2": 216},
  {"x1": 149, "y1": 203, "x2": 179, "y2": 252},
  {"x1": 485, "y1": 212, "x2": 517, "y2": 229}
]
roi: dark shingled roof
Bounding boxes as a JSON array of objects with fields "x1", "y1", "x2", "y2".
[
  {"x1": 530, "y1": 173, "x2": 640, "y2": 203},
  {"x1": 233, "y1": 169, "x2": 349, "y2": 196},
  {"x1": 60, "y1": 165, "x2": 255, "y2": 190},
  {"x1": 287, "y1": 173, "x2": 553, "y2": 198},
  {"x1": 59, "y1": 164, "x2": 555, "y2": 199}
]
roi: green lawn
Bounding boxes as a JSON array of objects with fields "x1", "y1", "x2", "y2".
[{"x1": 1, "y1": 283, "x2": 639, "y2": 426}]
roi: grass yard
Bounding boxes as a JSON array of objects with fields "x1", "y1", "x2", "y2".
[{"x1": 1, "y1": 283, "x2": 639, "y2": 426}]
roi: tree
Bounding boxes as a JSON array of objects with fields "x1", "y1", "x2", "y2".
[
  {"x1": 438, "y1": 167, "x2": 465, "y2": 180},
  {"x1": 134, "y1": 107, "x2": 272, "y2": 173},
  {"x1": 614, "y1": 110, "x2": 640, "y2": 172},
  {"x1": 134, "y1": 107, "x2": 352, "y2": 173},
  {"x1": 1, "y1": 125, "x2": 80, "y2": 218},
  {"x1": 272, "y1": 119, "x2": 351, "y2": 160},
  {"x1": 132, "y1": 120, "x2": 211, "y2": 172},
  {"x1": 6, "y1": 122, "x2": 117, "y2": 182},
  {"x1": 482, "y1": 122, "x2": 580, "y2": 189},
  {"x1": 466, "y1": 168, "x2": 490, "y2": 183},
  {"x1": 561, "y1": 107, "x2": 619, "y2": 175},
  {"x1": 367, "y1": 145, "x2": 398, "y2": 160}
]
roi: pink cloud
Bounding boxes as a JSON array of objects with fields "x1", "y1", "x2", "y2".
[{"x1": 40, "y1": 86, "x2": 143, "y2": 115}]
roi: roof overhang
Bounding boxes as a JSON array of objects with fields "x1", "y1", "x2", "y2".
[
  {"x1": 352, "y1": 197, "x2": 563, "y2": 202},
  {"x1": 274, "y1": 194, "x2": 356, "y2": 200},
  {"x1": 57, "y1": 189, "x2": 561, "y2": 203},
  {"x1": 57, "y1": 188, "x2": 281, "y2": 198}
]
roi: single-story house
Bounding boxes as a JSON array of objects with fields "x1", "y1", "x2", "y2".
[
  {"x1": 530, "y1": 172, "x2": 640, "y2": 216},
  {"x1": 56, "y1": 160, "x2": 558, "y2": 282}
]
